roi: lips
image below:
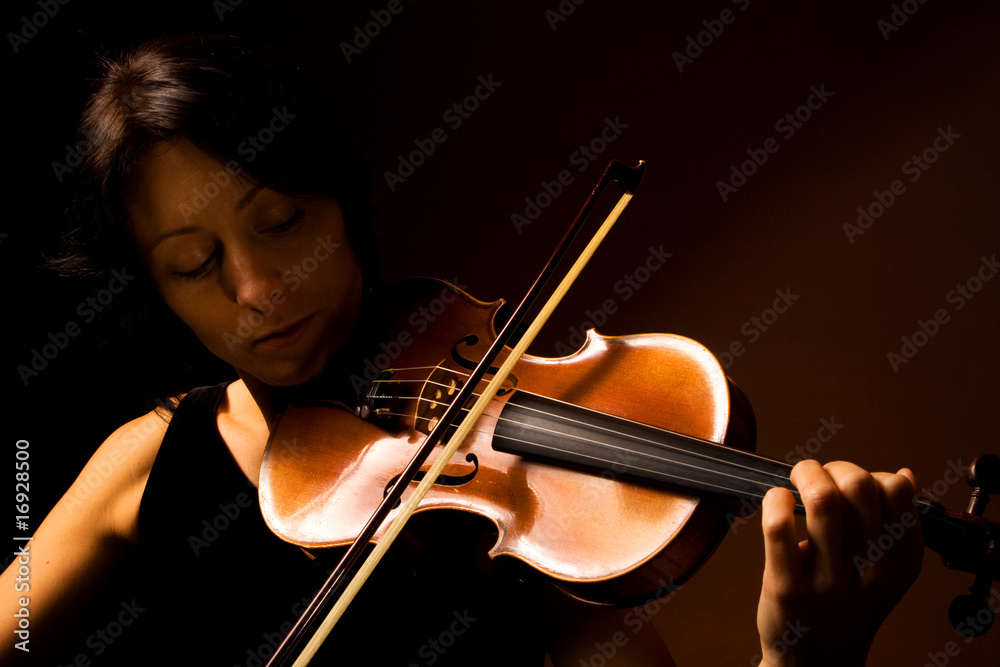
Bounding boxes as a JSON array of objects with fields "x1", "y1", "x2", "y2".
[{"x1": 253, "y1": 314, "x2": 315, "y2": 349}]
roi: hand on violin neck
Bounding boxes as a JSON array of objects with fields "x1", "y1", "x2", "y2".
[{"x1": 755, "y1": 460, "x2": 923, "y2": 667}]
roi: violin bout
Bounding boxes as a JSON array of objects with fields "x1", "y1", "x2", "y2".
[{"x1": 259, "y1": 278, "x2": 757, "y2": 604}]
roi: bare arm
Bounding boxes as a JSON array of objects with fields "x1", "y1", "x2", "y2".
[{"x1": 0, "y1": 410, "x2": 168, "y2": 664}]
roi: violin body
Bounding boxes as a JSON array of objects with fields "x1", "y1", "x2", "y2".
[
  {"x1": 255, "y1": 158, "x2": 998, "y2": 666},
  {"x1": 260, "y1": 278, "x2": 757, "y2": 604}
]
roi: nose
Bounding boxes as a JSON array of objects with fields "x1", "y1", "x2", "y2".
[{"x1": 223, "y1": 247, "x2": 286, "y2": 312}]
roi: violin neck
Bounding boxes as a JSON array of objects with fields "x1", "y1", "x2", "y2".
[
  {"x1": 492, "y1": 391, "x2": 996, "y2": 571},
  {"x1": 493, "y1": 390, "x2": 803, "y2": 511}
]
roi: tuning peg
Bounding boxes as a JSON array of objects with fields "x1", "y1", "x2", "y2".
[
  {"x1": 948, "y1": 454, "x2": 999, "y2": 637},
  {"x1": 949, "y1": 574, "x2": 995, "y2": 638},
  {"x1": 966, "y1": 453, "x2": 1000, "y2": 516}
]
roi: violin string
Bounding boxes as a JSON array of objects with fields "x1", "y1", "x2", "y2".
[
  {"x1": 369, "y1": 393, "x2": 974, "y2": 543},
  {"x1": 366, "y1": 372, "x2": 800, "y2": 494},
  {"x1": 370, "y1": 407, "x2": 785, "y2": 505},
  {"x1": 369, "y1": 370, "x2": 794, "y2": 480},
  {"x1": 372, "y1": 397, "x2": 792, "y2": 502},
  {"x1": 372, "y1": 370, "x2": 987, "y2": 527},
  {"x1": 366, "y1": 372, "x2": 988, "y2": 547},
  {"x1": 367, "y1": 376, "x2": 986, "y2": 544},
  {"x1": 370, "y1": 371, "x2": 800, "y2": 488},
  {"x1": 367, "y1": 407, "x2": 983, "y2": 546}
]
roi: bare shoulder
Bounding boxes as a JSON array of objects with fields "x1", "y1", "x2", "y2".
[
  {"x1": 59, "y1": 403, "x2": 177, "y2": 545},
  {"x1": 0, "y1": 404, "x2": 180, "y2": 664}
]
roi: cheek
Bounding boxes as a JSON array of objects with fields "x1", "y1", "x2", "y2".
[
  {"x1": 305, "y1": 251, "x2": 363, "y2": 320},
  {"x1": 158, "y1": 286, "x2": 241, "y2": 361},
  {"x1": 286, "y1": 220, "x2": 362, "y2": 306}
]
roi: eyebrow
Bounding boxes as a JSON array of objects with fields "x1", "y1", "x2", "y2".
[
  {"x1": 148, "y1": 227, "x2": 198, "y2": 252},
  {"x1": 236, "y1": 183, "x2": 264, "y2": 212},
  {"x1": 149, "y1": 183, "x2": 265, "y2": 251}
]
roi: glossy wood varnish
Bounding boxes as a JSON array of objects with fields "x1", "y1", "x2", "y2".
[{"x1": 259, "y1": 278, "x2": 756, "y2": 604}]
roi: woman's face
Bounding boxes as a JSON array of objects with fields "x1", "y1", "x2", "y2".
[{"x1": 127, "y1": 140, "x2": 364, "y2": 387}]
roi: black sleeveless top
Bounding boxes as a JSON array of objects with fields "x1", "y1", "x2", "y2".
[{"x1": 58, "y1": 384, "x2": 549, "y2": 666}]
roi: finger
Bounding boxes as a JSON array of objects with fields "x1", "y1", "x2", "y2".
[
  {"x1": 872, "y1": 470, "x2": 923, "y2": 579},
  {"x1": 790, "y1": 459, "x2": 843, "y2": 578},
  {"x1": 824, "y1": 461, "x2": 882, "y2": 572},
  {"x1": 760, "y1": 486, "x2": 802, "y2": 598},
  {"x1": 896, "y1": 467, "x2": 919, "y2": 491},
  {"x1": 872, "y1": 469, "x2": 919, "y2": 522}
]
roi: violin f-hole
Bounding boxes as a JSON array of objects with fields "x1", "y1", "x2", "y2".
[
  {"x1": 451, "y1": 335, "x2": 518, "y2": 396},
  {"x1": 382, "y1": 453, "x2": 480, "y2": 509}
]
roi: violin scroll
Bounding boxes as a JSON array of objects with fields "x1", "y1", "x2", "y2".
[
  {"x1": 965, "y1": 453, "x2": 1000, "y2": 515},
  {"x1": 948, "y1": 453, "x2": 1000, "y2": 637}
]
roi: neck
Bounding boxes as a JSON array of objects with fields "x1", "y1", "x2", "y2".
[{"x1": 239, "y1": 373, "x2": 283, "y2": 428}]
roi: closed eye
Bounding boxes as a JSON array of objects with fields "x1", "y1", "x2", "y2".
[
  {"x1": 267, "y1": 210, "x2": 304, "y2": 235},
  {"x1": 175, "y1": 252, "x2": 217, "y2": 280}
]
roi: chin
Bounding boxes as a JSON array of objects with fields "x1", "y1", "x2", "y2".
[
  {"x1": 245, "y1": 355, "x2": 327, "y2": 388},
  {"x1": 266, "y1": 366, "x2": 325, "y2": 388}
]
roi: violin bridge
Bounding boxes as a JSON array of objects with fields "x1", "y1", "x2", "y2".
[
  {"x1": 415, "y1": 364, "x2": 465, "y2": 436},
  {"x1": 357, "y1": 363, "x2": 467, "y2": 437}
]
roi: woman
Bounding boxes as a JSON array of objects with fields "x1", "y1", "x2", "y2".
[{"x1": 0, "y1": 35, "x2": 922, "y2": 666}]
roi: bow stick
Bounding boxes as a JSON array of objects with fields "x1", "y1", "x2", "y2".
[{"x1": 266, "y1": 159, "x2": 646, "y2": 667}]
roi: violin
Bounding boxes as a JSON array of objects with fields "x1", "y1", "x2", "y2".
[
  {"x1": 256, "y1": 162, "x2": 999, "y2": 666},
  {"x1": 261, "y1": 277, "x2": 1000, "y2": 590}
]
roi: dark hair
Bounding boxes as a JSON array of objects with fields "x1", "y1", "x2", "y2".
[{"x1": 51, "y1": 34, "x2": 377, "y2": 408}]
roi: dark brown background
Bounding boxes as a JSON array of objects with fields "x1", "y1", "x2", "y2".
[{"x1": 5, "y1": 0, "x2": 999, "y2": 664}]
